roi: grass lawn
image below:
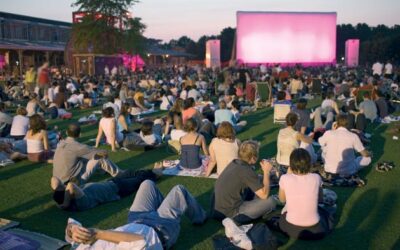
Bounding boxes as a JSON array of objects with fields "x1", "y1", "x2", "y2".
[{"x1": 0, "y1": 99, "x2": 399, "y2": 250}]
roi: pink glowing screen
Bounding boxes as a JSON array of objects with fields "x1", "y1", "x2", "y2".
[
  {"x1": 236, "y1": 12, "x2": 337, "y2": 65},
  {"x1": 345, "y1": 39, "x2": 360, "y2": 67}
]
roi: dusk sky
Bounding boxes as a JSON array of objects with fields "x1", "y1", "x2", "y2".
[{"x1": 1, "y1": 0, "x2": 399, "y2": 42}]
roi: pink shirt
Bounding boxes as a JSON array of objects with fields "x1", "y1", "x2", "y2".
[
  {"x1": 182, "y1": 107, "x2": 197, "y2": 124},
  {"x1": 279, "y1": 173, "x2": 321, "y2": 227}
]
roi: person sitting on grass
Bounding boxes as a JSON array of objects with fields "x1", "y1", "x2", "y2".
[
  {"x1": 64, "y1": 179, "x2": 206, "y2": 249},
  {"x1": 214, "y1": 100, "x2": 247, "y2": 132},
  {"x1": 273, "y1": 90, "x2": 292, "y2": 106},
  {"x1": 139, "y1": 119, "x2": 162, "y2": 146},
  {"x1": 276, "y1": 148, "x2": 334, "y2": 240},
  {"x1": 213, "y1": 140, "x2": 276, "y2": 224},
  {"x1": 96, "y1": 107, "x2": 124, "y2": 152},
  {"x1": 276, "y1": 112, "x2": 315, "y2": 167},
  {"x1": 25, "y1": 114, "x2": 54, "y2": 163},
  {"x1": 10, "y1": 107, "x2": 29, "y2": 140},
  {"x1": 318, "y1": 114, "x2": 372, "y2": 177},
  {"x1": 205, "y1": 122, "x2": 240, "y2": 177},
  {"x1": 348, "y1": 92, "x2": 377, "y2": 132},
  {"x1": 291, "y1": 98, "x2": 310, "y2": 134},
  {"x1": 51, "y1": 163, "x2": 163, "y2": 211},
  {"x1": 53, "y1": 123, "x2": 122, "y2": 184},
  {"x1": 117, "y1": 103, "x2": 131, "y2": 134},
  {"x1": 179, "y1": 118, "x2": 209, "y2": 170}
]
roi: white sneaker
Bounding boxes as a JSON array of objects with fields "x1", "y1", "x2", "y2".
[{"x1": 222, "y1": 218, "x2": 253, "y2": 250}]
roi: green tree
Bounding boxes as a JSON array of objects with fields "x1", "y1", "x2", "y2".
[
  {"x1": 71, "y1": 0, "x2": 145, "y2": 54},
  {"x1": 218, "y1": 27, "x2": 235, "y2": 62},
  {"x1": 124, "y1": 17, "x2": 147, "y2": 55}
]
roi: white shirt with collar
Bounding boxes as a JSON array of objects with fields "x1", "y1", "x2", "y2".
[{"x1": 318, "y1": 127, "x2": 365, "y2": 175}]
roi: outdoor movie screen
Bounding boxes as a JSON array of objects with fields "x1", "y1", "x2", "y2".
[{"x1": 236, "y1": 11, "x2": 337, "y2": 65}]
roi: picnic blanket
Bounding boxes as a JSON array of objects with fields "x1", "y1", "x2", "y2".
[
  {"x1": 0, "y1": 219, "x2": 68, "y2": 250},
  {"x1": 130, "y1": 109, "x2": 157, "y2": 117},
  {"x1": 162, "y1": 159, "x2": 219, "y2": 179},
  {"x1": 78, "y1": 114, "x2": 98, "y2": 125}
]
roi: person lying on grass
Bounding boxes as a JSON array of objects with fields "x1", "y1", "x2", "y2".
[
  {"x1": 51, "y1": 163, "x2": 163, "y2": 211},
  {"x1": 65, "y1": 179, "x2": 206, "y2": 249}
]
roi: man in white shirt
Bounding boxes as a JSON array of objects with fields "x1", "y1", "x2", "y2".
[
  {"x1": 288, "y1": 75, "x2": 304, "y2": 98},
  {"x1": 66, "y1": 81, "x2": 77, "y2": 93},
  {"x1": 318, "y1": 114, "x2": 371, "y2": 177},
  {"x1": 372, "y1": 61, "x2": 383, "y2": 76},
  {"x1": 188, "y1": 86, "x2": 201, "y2": 102},
  {"x1": 65, "y1": 180, "x2": 206, "y2": 249}
]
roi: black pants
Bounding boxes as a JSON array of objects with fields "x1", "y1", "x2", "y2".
[
  {"x1": 110, "y1": 169, "x2": 156, "y2": 197},
  {"x1": 347, "y1": 113, "x2": 368, "y2": 131},
  {"x1": 279, "y1": 206, "x2": 335, "y2": 240}
]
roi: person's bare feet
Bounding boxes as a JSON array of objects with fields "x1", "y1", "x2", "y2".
[{"x1": 152, "y1": 161, "x2": 164, "y2": 178}]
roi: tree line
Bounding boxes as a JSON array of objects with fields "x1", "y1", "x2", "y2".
[{"x1": 159, "y1": 24, "x2": 400, "y2": 64}]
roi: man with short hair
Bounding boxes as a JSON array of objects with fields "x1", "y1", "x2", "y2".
[
  {"x1": 51, "y1": 164, "x2": 162, "y2": 211},
  {"x1": 213, "y1": 140, "x2": 276, "y2": 224},
  {"x1": 318, "y1": 114, "x2": 371, "y2": 177},
  {"x1": 65, "y1": 180, "x2": 206, "y2": 249},
  {"x1": 53, "y1": 123, "x2": 122, "y2": 184}
]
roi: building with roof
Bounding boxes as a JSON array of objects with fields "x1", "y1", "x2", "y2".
[{"x1": 0, "y1": 11, "x2": 71, "y2": 76}]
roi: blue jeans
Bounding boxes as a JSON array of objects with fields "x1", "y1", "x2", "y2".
[
  {"x1": 234, "y1": 196, "x2": 277, "y2": 224},
  {"x1": 128, "y1": 180, "x2": 206, "y2": 249}
]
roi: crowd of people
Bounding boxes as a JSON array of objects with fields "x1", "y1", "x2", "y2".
[{"x1": 0, "y1": 59, "x2": 399, "y2": 248}]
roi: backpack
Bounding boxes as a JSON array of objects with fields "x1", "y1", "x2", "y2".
[
  {"x1": 212, "y1": 223, "x2": 279, "y2": 250},
  {"x1": 247, "y1": 223, "x2": 278, "y2": 250}
]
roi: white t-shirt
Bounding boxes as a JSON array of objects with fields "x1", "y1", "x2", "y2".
[
  {"x1": 66, "y1": 82, "x2": 77, "y2": 93},
  {"x1": 140, "y1": 131, "x2": 158, "y2": 145},
  {"x1": 67, "y1": 218, "x2": 162, "y2": 250},
  {"x1": 170, "y1": 129, "x2": 187, "y2": 141},
  {"x1": 160, "y1": 95, "x2": 174, "y2": 110},
  {"x1": 209, "y1": 138, "x2": 239, "y2": 175},
  {"x1": 384, "y1": 63, "x2": 393, "y2": 74},
  {"x1": 180, "y1": 90, "x2": 188, "y2": 100},
  {"x1": 321, "y1": 99, "x2": 337, "y2": 113},
  {"x1": 276, "y1": 127, "x2": 299, "y2": 166},
  {"x1": 10, "y1": 115, "x2": 29, "y2": 136},
  {"x1": 48, "y1": 88, "x2": 55, "y2": 103},
  {"x1": 279, "y1": 173, "x2": 321, "y2": 227},
  {"x1": 372, "y1": 62, "x2": 383, "y2": 75},
  {"x1": 26, "y1": 101, "x2": 38, "y2": 117},
  {"x1": 68, "y1": 94, "x2": 83, "y2": 105},
  {"x1": 318, "y1": 127, "x2": 365, "y2": 176},
  {"x1": 99, "y1": 118, "x2": 124, "y2": 144}
]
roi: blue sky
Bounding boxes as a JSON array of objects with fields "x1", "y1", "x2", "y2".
[{"x1": 1, "y1": 0, "x2": 399, "y2": 42}]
